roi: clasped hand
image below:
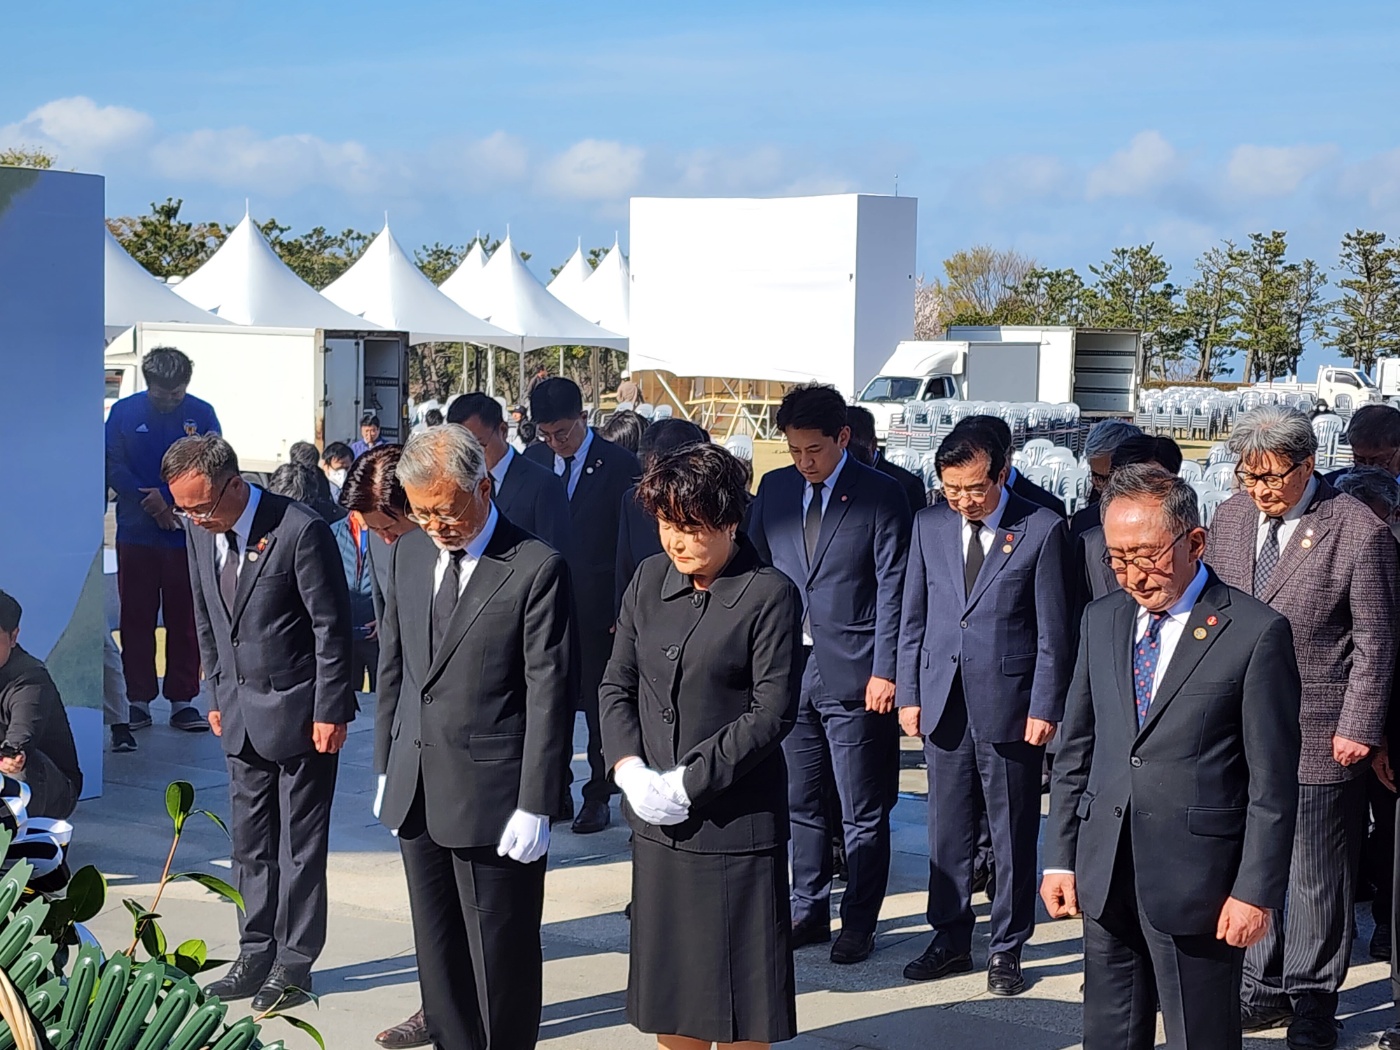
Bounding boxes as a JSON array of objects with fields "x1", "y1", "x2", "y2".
[{"x1": 614, "y1": 757, "x2": 690, "y2": 826}]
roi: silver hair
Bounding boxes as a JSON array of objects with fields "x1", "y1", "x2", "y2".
[
  {"x1": 1101, "y1": 463, "x2": 1201, "y2": 534},
  {"x1": 160, "y1": 433, "x2": 240, "y2": 483},
  {"x1": 1227, "y1": 405, "x2": 1318, "y2": 465},
  {"x1": 1084, "y1": 419, "x2": 1143, "y2": 459},
  {"x1": 267, "y1": 463, "x2": 319, "y2": 504},
  {"x1": 397, "y1": 424, "x2": 487, "y2": 492},
  {"x1": 1337, "y1": 466, "x2": 1400, "y2": 516}
]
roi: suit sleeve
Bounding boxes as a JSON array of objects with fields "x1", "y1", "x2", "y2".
[
  {"x1": 680, "y1": 584, "x2": 803, "y2": 808},
  {"x1": 373, "y1": 538, "x2": 403, "y2": 775},
  {"x1": 518, "y1": 552, "x2": 576, "y2": 818},
  {"x1": 1336, "y1": 520, "x2": 1400, "y2": 746},
  {"x1": 614, "y1": 494, "x2": 637, "y2": 619},
  {"x1": 598, "y1": 569, "x2": 644, "y2": 770},
  {"x1": 747, "y1": 483, "x2": 772, "y2": 565},
  {"x1": 0, "y1": 674, "x2": 46, "y2": 751},
  {"x1": 871, "y1": 481, "x2": 912, "y2": 682},
  {"x1": 293, "y1": 517, "x2": 356, "y2": 727},
  {"x1": 185, "y1": 533, "x2": 222, "y2": 704},
  {"x1": 1232, "y1": 615, "x2": 1302, "y2": 910},
  {"x1": 1029, "y1": 519, "x2": 1073, "y2": 723},
  {"x1": 531, "y1": 472, "x2": 573, "y2": 559},
  {"x1": 896, "y1": 515, "x2": 928, "y2": 709},
  {"x1": 1044, "y1": 610, "x2": 1096, "y2": 871}
]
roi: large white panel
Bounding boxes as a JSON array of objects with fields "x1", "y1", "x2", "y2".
[{"x1": 853, "y1": 195, "x2": 917, "y2": 395}]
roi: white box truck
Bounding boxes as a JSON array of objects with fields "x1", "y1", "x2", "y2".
[
  {"x1": 104, "y1": 322, "x2": 410, "y2": 473},
  {"x1": 1244, "y1": 365, "x2": 1383, "y2": 408}
]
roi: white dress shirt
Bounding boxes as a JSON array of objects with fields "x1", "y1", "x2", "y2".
[
  {"x1": 553, "y1": 426, "x2": 594, "y2": 499},
  {"x1": 215, "y1": 485, "x2": 262, "y2": 577},
  {"x1": 490, "y1": 444, "x2": 515, "y2": 491},
  {"x1": 432, "y1": 502, "x2": 499, "y2": 598},
  {"x1": 1254, "y1": 475, "x2": 1317, "y2": 556},
  {"x1": 799, "y1": 451, "x2": 848, "y2": 645},
  {"x1": 961, "y1": 484, "x2": 1011, "y2": 562}
]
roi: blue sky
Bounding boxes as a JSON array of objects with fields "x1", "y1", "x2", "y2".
[{"x1": 5, "y1": 1, "x2": 1399, "y2": 371}]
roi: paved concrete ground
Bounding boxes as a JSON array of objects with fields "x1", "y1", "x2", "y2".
[{"x1": 71, "y1": 693, "x2": 1396, "y2": 1049}]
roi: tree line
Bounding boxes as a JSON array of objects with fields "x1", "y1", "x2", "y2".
[{"x1": 917, "y1": 232, "x2": 1400, "y2": 382}]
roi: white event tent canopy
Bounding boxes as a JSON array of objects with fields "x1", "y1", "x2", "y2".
[
  {"x1": 173, "y1": 214, "x2": 380, "y2": 330},
  {"x1": 569, "y1": 239, "x2": 630, "y2": 338},
  {"x1": 544, "y1": 242, "x2": 591, "y2": 309},
  {"x1": 321, "y1": 223, "x2": 516, "y2": 348},
  {"x1": 104, "y1": 229, "x2": 229, "y2": 340},
  {"x1": 438, "y1": 240, "x2": 489, "y2": 305}
]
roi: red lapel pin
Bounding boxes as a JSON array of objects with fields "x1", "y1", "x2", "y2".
[{"x1": 1206, "y1": 615, "x2": 1218, "y2": 626}]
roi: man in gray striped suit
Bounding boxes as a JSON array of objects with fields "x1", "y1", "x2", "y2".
[{"x1": 1206, "y1": 405, "x2": 1400, "y2": 1050}]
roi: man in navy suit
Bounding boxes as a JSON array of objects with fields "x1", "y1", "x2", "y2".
[
  {"x1": 523, "y1": 378, "x2": 640, "y2": 834},
  {"x1": 749, "y1": 383, "x2": 911, "y2": 965},
  {"x1": 896, "y1": 424, "x2": 1072, "y2": 995}
]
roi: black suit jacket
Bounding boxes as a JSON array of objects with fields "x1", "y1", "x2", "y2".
[
  {"x1": 876, "y1": 453, "x2": 927, "y2": 517},
  {"x1": 1074, "y1": 525, "x2": 1120, "y2": 609},
  {"x1": 493, "y1": 449, "x2": 571, "y2": 555},
  {"x1": 187, "y1": 489, "x2": 356, "y2": 762},
  {"x1": 1046, "y1": 573, "x2": 1302, "y2": 935},
  {"x1": 614, "y1": 484, "x2": 662, "y2": 617},
  {"x1": 1068, "y1": 499, "x2": 1100, "y2": 542},
  {"x1": 524, "y1": 431, "x2": 640, "y2": 628},
  {"x1": 1011, "y1": 468, "x2": 1066, "y2": 518},
  {"x1": 375, "y1": 515, "x2": 575, "y2": 847},
  {"x1": 600, "y1": 538, "x2": 803, "y2": 853}
]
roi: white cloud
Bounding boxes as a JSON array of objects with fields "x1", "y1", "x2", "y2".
[
  {"x1": 0, "y1": 96, "x2": 154, "y2": 167},
  {"x1": 150, "y1": 127, "x2": 383, "y2": 196},
  {"x1": 1225, "y1": 144, "x2": 1338, "y2": 198},
  {"x1": 969, "y1": 154, "x2": 1075, "y2": 208},
  {"x1": 539, "y1": 139, "x2": 646, "y2": 200},
  {"x1": 1336, "y1": 147, "x2": 1400, "y2": 212},
  {"x1": 1085, "y1": 130, "x2": 1180, "y2": 201}
]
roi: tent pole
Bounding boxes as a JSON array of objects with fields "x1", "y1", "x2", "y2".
[
  {"x1": 590, "y1": 346, "x2": 600, "y2": 422},
  {"x1": 487, "y1": 347, "x2": 496, "y2": 396},
  {"x1": 518, "y1": 341, "x2": 526, "y2": 407}
]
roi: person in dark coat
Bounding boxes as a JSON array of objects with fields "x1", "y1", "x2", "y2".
[
  {"x1": 600, "y1": 442, "x2": 804, "y2": 1048},
  {"x1": 847, "y1": 405, "x2": 927, "y2": 515},
  {"x1": 1069, "y1": 419, "x2": 1143, "y2": 542}
]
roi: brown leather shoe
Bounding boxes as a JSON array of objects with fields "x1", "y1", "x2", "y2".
[{"x1": 376, "y1": 1007, "x2": 430, "y2": 1049}]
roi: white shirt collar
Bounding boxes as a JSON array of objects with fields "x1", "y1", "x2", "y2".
[
  {"x1": 230, "y1": 484, "x2": 261, "y2": 548},
  {"x1": 1139, "y1": 561, "x2": 1209, "y2": 626},
  {"x1": 490, "y1": 444, "x2": 515, "y2": 487},
  {"x1": 465, "y1": 501, "x2": 498, "y2": 560},
  {"x1": 570, "y1": 427, "x2": 595, "y2": 465}
]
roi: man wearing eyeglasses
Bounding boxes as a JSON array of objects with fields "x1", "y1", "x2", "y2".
[
  {"x1": 895, "y1": 422, "x2": 1071, "y2": 996},
  {"x1": 1205, "y1": 405, "x2": 1400, "y2": 1049},
  {"x1": 162, "y1": 434, "x2": 355, "y2": 1015},
  {"x1": 1043, "y1": 464, "x2": 1301, "y2": 1050}
]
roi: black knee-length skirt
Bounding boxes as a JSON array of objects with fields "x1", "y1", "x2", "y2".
[{"x1": 628, "y1": 835, "x2": 798, "y2": 1044}]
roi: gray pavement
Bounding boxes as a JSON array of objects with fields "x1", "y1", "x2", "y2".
[{"x1": 70, "y1": 693, "x2": 1397, "y2": 1049}]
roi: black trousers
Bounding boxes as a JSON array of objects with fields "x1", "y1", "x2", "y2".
[
  {"x1": 399, "y1": 790, "x2": 547, "y2": 1050},
  {"x1": 1242, "y1": 777, "x2": 1367, "y2": 1019},
  {"x1": 226, "y1": 740, "x2": 338, "y2": 975},
  {"x1": 924, "y1": 681, "x2": 1042, "y2": 956},
  {"x1": 1084, "y1": 833, "x2": 1245, "y2": 1050},
  {"x1": 576, "y1": 619, "x2": 613, "y2": 804},
  {"x1": 1367, "y1": 769, "x2": 1396, "y2": 929}
]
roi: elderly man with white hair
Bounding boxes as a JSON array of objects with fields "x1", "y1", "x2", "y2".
[
  {"x1": 374, "y1": 424, "x2": 575, "y2": 1050},
  {"x1": 1070, "y1": 419, "x2": 1143, "y2": 542}
]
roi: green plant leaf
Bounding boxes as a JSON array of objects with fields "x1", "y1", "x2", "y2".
[
  {"x1": 273, "y1": 1014, "x2": 326, "y2": 1050},
  {"x1": 122, "y1": 899, "x2": 157, "y2": 924},
  {"x1": 165, "y1": 781, "x2": 196, "y2": 833},
  {"x1": 139, "y1": 915, "x2": 166, "y2": 958},
  {"x1": 195, "y1": 809, "x2": 230, "y2": 838},
  {"x1": 171, "y1": 872, "x2": 244, "y2": 911},
  {"x1": 65, "y1": 865, "x2": 107, "y2": 923}
]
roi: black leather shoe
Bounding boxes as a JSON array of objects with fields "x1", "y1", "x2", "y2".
[
  {"x1": 571, "y1": 799, "x2": 610, "y2": 834},
  {"x1": 987, "y1": 951, "x2": 1025, "y2": 996},
  {"x1": 1241, "y1": 1003, "x2": 1293, "y2": 1033},
  {"x1": 830, "y1": 929, "x2": 875, "y2": 964},
  {"x1": 1373, "y1": 924, "x2": 1393, "y2": 961},
  {"x1": 903, "y1": 942, "x2": 974, "y2": 982},
  {"x1": 1286, "y1": 1015, "x2": 1339, "y2": 1050},
  {"x1": 790, "y1": 919, "x2": 831, "y2": 948},
  {"x1": 203, "y1": 955, "x2": 272, "y2": 1001},
  {"x1": 376, "y1": 1007, "x2": 430, "y2": 1049},
  {"x1": 251, "y1": 965, "x2": 313, "y2": 1012},
  {"x1": 1379, "y1": 1024, "x2": 1400, "y2": 1050}
]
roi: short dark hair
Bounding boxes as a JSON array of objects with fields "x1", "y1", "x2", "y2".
[
  {"x1": 846, "y1": 405, "x2": 878, "y2": 451},
  {"x1": 0, "y1": 591, "x2": 20, "y2": 634},
  {"x1": 638, "y1": 418, "x2": 708, "y2": 469},
  {"x1": 323, "y1": 441, "x2": 353, "y2": 465},
  {"x1": 361, "y1": 413, "x2": 381, "y2": 428},
  {"x1": 424, "y1": 408, "x2": 444, "y2": 427},
  {"x1": 447, "y1": 392, "x2": 504, "y2": 429},
  {"x1": 530, "y1": 377, "x2": 584, "y2": 424},
  {"x1": 636, "y1": 442, "x2": 750, "y2": 531},
  {"x1": 288, "y1": 441, "x2": 320, "y2": 471},
  {"x1": 161, "y1": 433, "x2": 240, "y2": 484},
  {"x1": 956, "y1": 414, "x2": 1013, "y2": 454},
  {"x1": 141, "y1": 346, "x2": 193, "y2": 388},
  {"x1": 1102, "y1": 463, "x2": 1201, "y2": 534},
  {"x1": 776, "y1": 383, "x2": 848, "y2": 439},
  {"x1": 268, "y1": 463, "x2": 319, "y2": 503},
  {"x1": 1111, "y1": 434, "x2": 1184, "y2": 475},
  {"x1": 1347, "y1": 404, "x2": 1400, "y2": 450},
  {"x1": 340, "y1": 444, "x2": 409, "y2": 515},
  {"x1": 935, "y1": 426, "x2": 1006, "y2": 481},
  {"x1": 600, "y1": 410, "x2": 648, "y2": 454}
]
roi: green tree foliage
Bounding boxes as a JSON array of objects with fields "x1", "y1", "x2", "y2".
[
  {"x1": 107, "y1": 198, "x2": 227, "y2": 279},
  {"x1": 1082, "y1": 245, "x2": 1185, "y2": 380},
  {"x1": 0, "y1": 146, "x2": 55, "y2": 168},
  {"x1": 1178, "y1": 244, "x2": 1244, "y2": 381},
  {"x1": 257, "y1": 219, "x2": 371, "y2": 289},
  {"x1": 1009, "y1": 268, "x2": 1088, "y2": 326},
  {"x1": 1324, "y1": 229, "x2": 1400, "y2": 370},
  {"x1": 934, "y1": 245, "x2": 1038, "y2": 326},
  {"x1": 1232, "y1": 232, "x2": 1326, "y2": 381},
  {"x1": 414, "y1": 242, "x2": 469, "y2": 286}
]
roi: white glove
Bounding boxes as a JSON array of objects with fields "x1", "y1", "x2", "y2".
[
  {"x1": 373, "y1": 774, "x2": 386, "y2": 819},
  {"x1": 660, "y1": 766, "x2": 691, "y2": 808},
  {"x1": 497, "y1": 809, "x2": 550, "y2": 864},
  {"x1": 614, "y1": 757, "x2": 690, "y2": 826}
]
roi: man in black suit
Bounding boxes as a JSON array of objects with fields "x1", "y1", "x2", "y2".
[
  {"x1": 377, "y1": 424, "x2": 574, "y2": 1050},
  {"x1": 447, "y1": 393, "x2": 570, "y2": 554},
  {"x1": 1069, "y1": 419, "x2": 1143, "y2": 542},
  {"x1": 523, "y1": 378, "x2": 640, "y2": 834},
  {"x1": 1043, "y1": 465, "x2": 1302, "y2": 1050},
  {"x1": 1327, "y1": 404, "x2": 1400, "y2": 486},
  {"x1": 847, "y1": 405, "x2": 927, "y2": 516},
  {"x1": 748, "y1": 384, "x2": 911, "y2": 965},
  {"x1": 165, "y1": 434, "x2": 355, "y2": 1012},
  {"x1": 959, "y1": 415, "x2": 1066, "y2": 518}
]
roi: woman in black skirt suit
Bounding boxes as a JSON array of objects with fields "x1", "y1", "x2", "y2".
[{"x1": 600, "y1": 442, "x2": 804, "y2": 1049}]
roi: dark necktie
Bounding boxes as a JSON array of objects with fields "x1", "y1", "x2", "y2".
[
  {"x1": 219, "y1": 532, "x2": 240, "y2": 614},
  {"x1": 1133, "y1": 612, "x2": 1168, "y2": 726},
  {"x1": 1254, "y1": 517, "x2": 1284, "y2": 597},
  {"x1": 804, "y1": 481, "x2": 825, "y2": 567},
  {"x1": 964, "y1": 520, "x2": 985, "y2": 598},
  {"x1": 560, "y1": 454, "x2": 576, "y2": 498},
  {"x1": 431, "y1": 549, "x2": 466, "y2": 658}
]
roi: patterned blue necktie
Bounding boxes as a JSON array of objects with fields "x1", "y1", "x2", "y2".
[{"x1": 1133, "y1": 612, "x2": 1167, "y2": 727}]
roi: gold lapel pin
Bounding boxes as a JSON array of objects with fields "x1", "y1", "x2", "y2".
[
  {"x1": 1193, "y1": 627, "x2": 1207, "y2": 640},
  {"x1": 1002, "y1": 544, "x2": 1013, "y2": 553},
  {"x1": 1301, "y1": 538, "x2": 1312, "y2": 549},
  {"x1": 247, "y1": 552, "x2": 259, "y2": 562}
]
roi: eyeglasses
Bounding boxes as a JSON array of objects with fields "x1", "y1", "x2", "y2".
[
  {"x1": 406, "y1": 506, "x2": 468, "y2": 527},
  {"x1": 1234, "y1": 461, "x2": 1304, "y2": 492},
  {"x1": 1102, "y1": 530, "x2": 1189, "y2": 573},
  {"x1": 941, "y1": 482, "x2": 994, "y2": 501},
  {"x1": 173, "y1": 476, "x2": 233, "y2": 522}
]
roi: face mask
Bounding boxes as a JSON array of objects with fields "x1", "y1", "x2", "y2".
[{"x1": 328, "y1": 469, "x2": 348, "y2": 489}]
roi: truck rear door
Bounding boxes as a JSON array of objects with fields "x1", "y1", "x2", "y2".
[{"x1": 1072, "y1": 329, "x2": 1141, "y2": 414}]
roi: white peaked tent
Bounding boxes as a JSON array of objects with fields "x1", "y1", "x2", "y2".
[
  {"x1": 438, "y1": 240, "x2": 490, "y2": 305},
  {"x1": 173, "y1": 214, "x2": 381, "y2": 330},
  {"x1": 545, "y1": 242, "x2": 591, "y2": 313},
  {"x1": 321, "y1": 224, "x2": 516, "y2": 347},
  {"x1": 104, "y1": 229, "x2": 229, "y2": 339},
  {"x1": 573, "y1": 239, "x2": 630, "y2": 338}
]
